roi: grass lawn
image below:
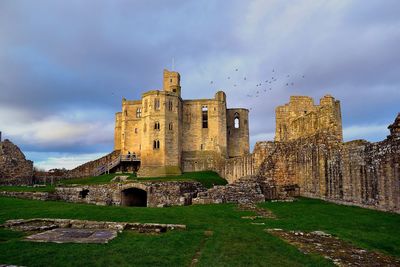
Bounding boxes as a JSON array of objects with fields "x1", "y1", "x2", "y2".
[
  {"x1": 0, "y1": 197, "x2": 399, "y2": 266},
  {"x1": 59, "y1": 171, "x2": 227, "y2": 188}
]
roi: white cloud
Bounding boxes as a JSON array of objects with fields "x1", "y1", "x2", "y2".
[
  {"x1": 33, "y1": 152, "x2": 107, "y2": 171},
  {"x1": 0, "y1": 106, "x2": 113, "y2": 147}
]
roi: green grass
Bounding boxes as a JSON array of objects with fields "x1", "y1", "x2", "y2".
[
  {"x1": 129, "y1": 171, "x2": 228, "y2": 188},
  {"x1": 58, "y1": 171, "x2": 227, "y2": 189},
  {"x1": 58, "y1": 173, "x2": 136, "y2": 185},
  {"x1": 260, "y1": 197, "x2": 400, "y2": 258},
  {"x1": 0, "y1": 197, "x2": 399, "y2": 266}
]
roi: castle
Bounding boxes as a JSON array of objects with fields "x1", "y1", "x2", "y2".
[{"x1": 113, "y1": 69, "x2": 249, "y2": 177}]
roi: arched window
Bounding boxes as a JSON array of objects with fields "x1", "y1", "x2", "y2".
[
  {"x1": 136, "y1": 108, "x2": 142, "y2": 118},
  {"x1": 144, "y1": 100, "x2": 148, "y2": 112},
  {"x1": 154, "y1": 122, "x2": 160, "y2": 130},
  {"x1": 202, "y1": 106, "x2": 208, "y2": 128},
  {"x1": 169, "y1": 122, "x2": 173, "y2": 130},
  {"x1": 153, "y1": 140, "x2": 160, "y2": 150},
  {"x1": 168, "y1": 100, "x2": 173, "y2": 111},
  {"x1": 234, "y1": 113, "x2": 240, "y2": 129}
]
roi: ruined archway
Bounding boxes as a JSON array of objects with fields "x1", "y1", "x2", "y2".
[{"x1": 121, "y1": 188, "x2": 147, "y2": 207}]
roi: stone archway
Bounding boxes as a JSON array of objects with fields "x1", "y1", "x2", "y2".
[{"x1": 121, "y1": 188, "x2": 147, "y2": 207}]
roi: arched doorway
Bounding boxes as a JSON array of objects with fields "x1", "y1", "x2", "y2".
[{"x1": 121, "y1": 188, "x2": 147, "y2": 207}]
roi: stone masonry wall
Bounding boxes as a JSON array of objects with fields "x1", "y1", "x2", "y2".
[
  {"x1": 252, "y1": 129, "x2": 400, "y2": 213},
  {"x1": 0, "y1": 139, "x2": 33, "y2": 185},
  {"x1": 1, "y1": 181, "x2": 206, "y2": 208}
]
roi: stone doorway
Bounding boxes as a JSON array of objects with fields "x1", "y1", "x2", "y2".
[{"x1": 121, "y1": 188, "x2": 147, "y2": 207}]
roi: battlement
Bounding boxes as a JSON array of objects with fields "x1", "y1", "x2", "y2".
[{"x1": 275, "y1": 95, "x2": 343, "y2": 142}]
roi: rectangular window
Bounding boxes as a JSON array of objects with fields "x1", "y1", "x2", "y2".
[
  {"x1": 154, "y1": 98, "x2": 160, "y2": 110},
  {"x1": 202, "y1": 106, "x2": 208, "y2": 128},
  {"x1": 144, "y1": 100, "x2": 148, "y2": 112},
  {"x1": 136, "y1": 108, "x2": 142, "y2": 118}
]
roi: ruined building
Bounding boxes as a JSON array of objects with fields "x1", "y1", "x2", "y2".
[
  {"x1": 0, "y1": 133, "x2": 34, "y2": 186},
  {"x1": 275, "y1": 95, "x2": 342, "y2": 142},
  {"x1": 114, "y1": 69, "x2": 249, "y2": 177},
  {"x1": 221, "y1": 96, "x2": 400, "y2": 213}
]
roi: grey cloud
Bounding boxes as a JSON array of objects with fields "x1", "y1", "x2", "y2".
[{"x1": 0, "y1": 0, "x2": 399, "y2": 166}]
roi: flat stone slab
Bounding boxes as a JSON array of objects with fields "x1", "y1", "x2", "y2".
[{"x1": 25, "y1": 228, "x2": 117, "y2": 244}]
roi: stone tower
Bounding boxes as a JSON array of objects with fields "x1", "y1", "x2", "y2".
[
  {"x1": 137, "y1": 70, "x2": 183, "y2": 177},
  {"x1": 274, "y1": 95, "x2": 342, "y2": 142}
]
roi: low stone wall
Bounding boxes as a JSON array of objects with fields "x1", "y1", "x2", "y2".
[
  {"x1": 0, "y1": 139, "x2": 33, "y2": 185},
  {"x1": 0, "y1": 181, "x2": 207, "y2": 208}
]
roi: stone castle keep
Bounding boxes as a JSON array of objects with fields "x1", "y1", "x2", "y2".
[{"x1": 114, "y1": 69, "x2": 249, "y2": 177}]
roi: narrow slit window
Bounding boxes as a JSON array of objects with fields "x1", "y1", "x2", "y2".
[
  {"x1": 169, "y1": 122, "x2": 173, "y2": 130},
  {"x1": 168, "y1": 100, "x2": 173, "y2": 111},
  {"x1": 154, "y1": 122, "x2": 160, "y2": 130},
  {"x1": 202, "y1": 106, "x2": 208, "y2": 128}
]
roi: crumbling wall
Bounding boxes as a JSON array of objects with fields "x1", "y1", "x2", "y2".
[
  {"x1": 0, "y1": 139, "x2": 33, "y2": 185},
  {"x1": 253, "y1": 129, "x2": 400, "y2": 213}
]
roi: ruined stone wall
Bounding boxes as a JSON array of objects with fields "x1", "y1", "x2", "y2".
[
  {"x1": 275, "y1": 95, "x2": 342, "y2": 142},
  {"x1": 253, "y1": 130, "x2": 400, "y2": 213},
  {"x1": 0, "y1": 139, "x2": 33, "y2": 185}
]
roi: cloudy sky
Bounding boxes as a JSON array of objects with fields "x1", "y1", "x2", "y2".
[{"x1": 0, "y1": 0, "x2": 399, "y2": 170}]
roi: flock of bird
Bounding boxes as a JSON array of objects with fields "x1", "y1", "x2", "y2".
[{"x1": 209, "y1": 68, "x2": 306, "y2": 102}]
